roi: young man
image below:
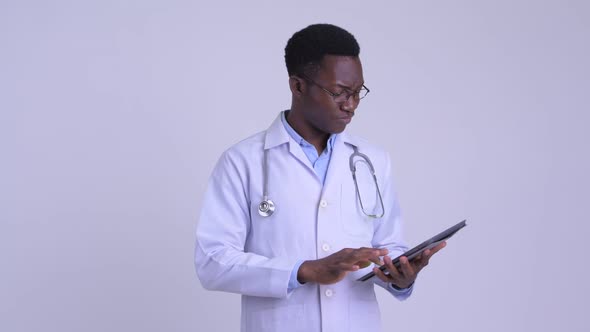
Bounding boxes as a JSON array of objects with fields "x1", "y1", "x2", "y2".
[{"x1": 195, "y1": 24, "x2": 445, "y2": 332}]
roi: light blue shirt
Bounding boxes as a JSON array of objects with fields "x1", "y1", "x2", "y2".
[
  {"x1": 281, "y1": 111, "x2": 412, "y2": 296},
  {"x1": 280, "y1": 111, "x2": 336, "y2": 185}
]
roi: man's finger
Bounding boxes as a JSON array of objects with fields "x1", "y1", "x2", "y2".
[
  {"x1": 427, "y1": 242, "x2": 446, "y2": 257},
  {"x1": 358, "y1": 261, "x2": 372, "y2": 269},
  {"x1": 373, "y1": 267, "x2": 393, "y2": 283},
  {"x1": 399, "y1": 256, "x2": 415, "y2": 277},
  {"x1": 418, "y1": 241, "x2": 446, "y2": 267},
  {"x1": 357, "y1": 256, "x2": 384, "y2": 269},
  {"x1": 338, "y1": 262, "x2": 360, "y2": 272},
  {"x1": 416, "y1": 249, "x2": 432, "y2": 268},
  {"x1": 359, "y1": 247, "x2": 388, "y2": 256},
  {"x1": 346, "y1": 248, "x2": 387, "y2": 264},
  {"x1": 370, "y1": 257, "x2": 384, "y2": 266},
  {"x1": 383, "y1": 255, "x2": 402, "y2": 279}
]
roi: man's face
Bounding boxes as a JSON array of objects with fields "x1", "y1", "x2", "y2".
[{"x1": 299, "y1": 55, "x2": 364, "y2": 134}]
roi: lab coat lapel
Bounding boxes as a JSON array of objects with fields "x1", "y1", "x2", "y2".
[
  {"x1": 322, "y1": 132, "x2": 358, "y2": 196},
  {"x1": 264, "y1": 113, "x2": 316, "y2": 176}
]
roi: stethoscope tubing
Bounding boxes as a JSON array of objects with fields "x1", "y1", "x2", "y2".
[
  {"x1": 259, "y1": 144, "x2": 384, "y2": 218},
  {"x1": 258, "y1": 149, "x2": 275, "y2": 217}
]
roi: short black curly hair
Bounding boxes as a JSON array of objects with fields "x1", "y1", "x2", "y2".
[{"x1": 284, "y1": 23, "x2": 360, "y2": 77}]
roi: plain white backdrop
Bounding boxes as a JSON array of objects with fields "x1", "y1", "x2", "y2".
[{"x1": 1, "y1": 0, "x2": 589, "y2": 331}]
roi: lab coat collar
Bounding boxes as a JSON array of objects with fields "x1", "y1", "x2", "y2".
[
  {"x1": 264, "y1": 111, "x2": 361, "y2": 150},
  {"x1": 264, "y1": 113, "x2": 291, "y2": 150},
  {"x1": 264, "y1": 111, "x2": 361, "y2": 188}
]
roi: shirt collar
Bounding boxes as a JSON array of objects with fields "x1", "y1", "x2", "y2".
[
  {"x1": 264, "y1": 111, "x2": 359, "y2": 150},
  {"x1": 280, "y1": 110, "x2": 337, "y2": 153}
]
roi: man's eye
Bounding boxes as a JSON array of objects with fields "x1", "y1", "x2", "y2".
[{"x1": 339, "y1": 90, "x2": 357, "y2": 96}]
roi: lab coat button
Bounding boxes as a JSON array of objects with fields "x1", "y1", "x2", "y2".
[
  {"x1": 319, "y1": 200, "x2": 328, "y2": 208},
  {"x1": 325, "y1": 289, "x2": 334, "y2": 297},
  {"x1": 322, "y1": 243, "x2": 330, "y2": 252}
]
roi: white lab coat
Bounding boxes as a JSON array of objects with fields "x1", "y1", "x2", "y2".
[{"x1": 195, "y1": 113, "x2": 410, "y2": 332}]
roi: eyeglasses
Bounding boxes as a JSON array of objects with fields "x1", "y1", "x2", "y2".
[{"x1": 302, "y1": 74, "x2": 370, "y2": 103}]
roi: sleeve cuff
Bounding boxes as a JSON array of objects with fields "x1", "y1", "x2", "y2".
[
  {"x1": 387, "y1": 282, "x2": 414, "y2": 297},
  {"x1": 287, "y1": 260, "x2": 305, "y2": 293}
]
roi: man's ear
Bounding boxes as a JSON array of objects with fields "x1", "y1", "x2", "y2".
[{"x1": 289, "y1": 76, "x2": 304, "y2": 96}]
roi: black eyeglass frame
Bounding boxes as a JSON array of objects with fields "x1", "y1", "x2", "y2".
[{"x1": 300, "y1": 74, "x2": 370, "y2": 103}]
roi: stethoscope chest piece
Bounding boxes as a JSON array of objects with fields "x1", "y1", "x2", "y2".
[{"x1": 258, "y1": 199, "x2": 275, "y2": 217}]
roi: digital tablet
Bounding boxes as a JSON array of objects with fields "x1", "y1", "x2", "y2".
[{"x1": 357, "y1": 219, "x2": 467, "y2": 282}]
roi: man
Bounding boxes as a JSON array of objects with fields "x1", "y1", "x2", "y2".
[{"x1": 195, "y1": 23, "x2": 445, "y2": 332}]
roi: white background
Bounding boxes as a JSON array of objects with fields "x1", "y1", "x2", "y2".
[{"x1": 2, "y1": 0, "x2": 589, "y2": 331}]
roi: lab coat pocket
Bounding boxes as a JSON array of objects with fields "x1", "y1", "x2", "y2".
[
  {"x1": 246, "y1": 304, "x2": 304, "y2": 332},
  {"x1": 340, "y1": 181, "x2": 375, "y2": 240},
  {"x1": 348, "y1": 298, "x2": 381, "y2": 331}
]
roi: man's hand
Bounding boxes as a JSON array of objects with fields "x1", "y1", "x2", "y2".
[
  {"x1": 298, "y1": 247, "x2": 389, "y2": 285},
  {"x1": 373, "y1": 241, "x2": 446, "y2": 289}
]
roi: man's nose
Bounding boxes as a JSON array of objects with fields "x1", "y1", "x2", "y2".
[{"x1": 340, "y1": 95, "x2": 358, "y2": 112}]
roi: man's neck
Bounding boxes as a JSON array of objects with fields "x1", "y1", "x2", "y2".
[{"x1": 285, "y1": 110, "x2": 329, "y2": 155}]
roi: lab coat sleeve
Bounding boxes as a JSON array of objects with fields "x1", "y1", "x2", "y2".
[
  {"x1": 371, "y1": 151, "x2": 414, "y2": 300},
  {"x1": 194, "y1": 150, "x2": 296, "y2": 299}
]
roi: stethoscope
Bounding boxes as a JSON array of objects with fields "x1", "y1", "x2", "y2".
[
  {"x1": 258, "y1": 145, "x2": 385, "y2": 218},
  {"x1": 258, "y1": 146, "x2": 276, "y2": 217}
]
